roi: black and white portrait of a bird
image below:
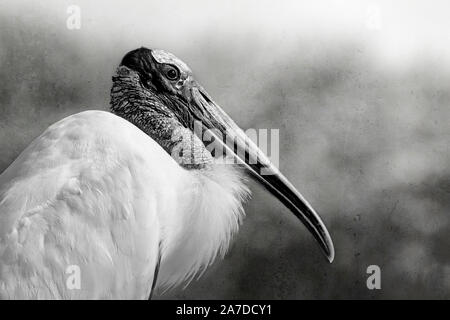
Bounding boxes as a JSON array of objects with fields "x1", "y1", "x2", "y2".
[{"x1": 0, "y1": 47, "x2": 333, "y2": 299}]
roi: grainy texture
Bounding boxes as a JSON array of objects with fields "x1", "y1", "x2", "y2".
[{"x1": 0, "y1": 0, "x2": 449, "y2": 299}]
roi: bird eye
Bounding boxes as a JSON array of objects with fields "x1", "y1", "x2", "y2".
[{"x1": 163, "y1": 64, "x2": 180, "y2": 81}]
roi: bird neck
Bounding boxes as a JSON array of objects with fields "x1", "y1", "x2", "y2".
[
  {"x1": 156, "y1": 163, "x2": 250, "y2": 292},
  {"x1": 110, "y1": 67, "x2": 213, "y2": 169}
]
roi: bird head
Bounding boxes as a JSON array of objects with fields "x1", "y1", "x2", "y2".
[{"x1": 111, "y1": 47, "x2": 334, "y2": 263}]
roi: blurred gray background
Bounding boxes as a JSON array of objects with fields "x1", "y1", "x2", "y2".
[{"x1": 0, "y1": 0, "x2": 449, "y2": 299}]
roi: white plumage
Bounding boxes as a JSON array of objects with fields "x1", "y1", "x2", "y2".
[{"x1": 0, "y1": 111, "x2": 248, "y2": 299}]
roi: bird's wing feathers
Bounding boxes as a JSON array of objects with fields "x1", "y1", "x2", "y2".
[{"x1": 0, "y1": 111, "x2": 177, "y2": 299}]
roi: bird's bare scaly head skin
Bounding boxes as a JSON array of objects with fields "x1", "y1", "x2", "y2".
[
  {"x1": 111, "y1": 47, "x2": 335, "y2": 263},
  {"x1": 145, "y1": 50, "x2": 193, "y2": 94},
  {"x1": 112, "y1": 47, "x2": 229, "y2": 135}
]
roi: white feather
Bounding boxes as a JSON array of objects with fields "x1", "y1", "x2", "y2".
[{"x1": 0, "y1": 110, "x2": 249, "y2": 299}]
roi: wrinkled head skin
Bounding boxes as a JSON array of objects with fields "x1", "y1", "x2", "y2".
[
  {"x1": 117, "y1": 47, "x2": 228, "y2": 133},
  {"x1": 111, "y1": 47, "x2": 334, "y2": 263}
]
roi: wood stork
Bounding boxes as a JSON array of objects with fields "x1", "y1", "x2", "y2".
[{"x1": 0, "y1": 47, "x2": 334, "y2": 299}]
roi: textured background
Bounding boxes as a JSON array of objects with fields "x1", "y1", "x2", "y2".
[{"x1": 0, "y1": 0, "x2": 449, "y2": 299}]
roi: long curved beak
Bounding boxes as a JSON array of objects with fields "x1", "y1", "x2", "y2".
[{"x1": 191, "y1": 84, "x2": 335, "y2": 263}]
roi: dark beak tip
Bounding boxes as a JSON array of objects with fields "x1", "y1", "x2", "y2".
[
  {"x1": 326, "y1": 246, "x2": 335, "y2": 263},
  {"x1": 322, "y1": 229, "x2": 335, "y2": 263}
]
